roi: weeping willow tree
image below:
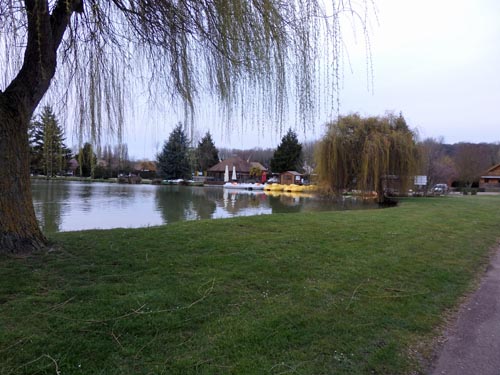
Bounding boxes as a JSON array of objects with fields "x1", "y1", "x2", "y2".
[
  {"x1": 0, "y1": 1, "x2": 371, "y2": 253},
  {"x1": 316, "y1": 113, "x2": 420, "y2": 201}
]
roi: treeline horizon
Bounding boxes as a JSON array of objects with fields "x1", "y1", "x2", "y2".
[
  {"x1": 97, "y1": 138, "x2": 499, "y2": 187},
  {"x1": 31, "y1": 105, "x2": 499, "y2": 187}
]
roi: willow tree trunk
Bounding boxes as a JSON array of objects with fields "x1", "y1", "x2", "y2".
[
  {"x1": 0, "y1": 0, "x2": 82, "y2": 254},
  {"x1": 0, "y1": 100, "x2": 46, "y2": 253}
]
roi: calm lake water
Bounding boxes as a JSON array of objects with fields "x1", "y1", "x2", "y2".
[{"x1": 31, "y1": 179, "x2": 375, "y2": 234}]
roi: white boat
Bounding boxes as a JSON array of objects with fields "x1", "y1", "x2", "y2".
[{"x1": 223, "y1": 182, "x2": 265, "y2": 190}]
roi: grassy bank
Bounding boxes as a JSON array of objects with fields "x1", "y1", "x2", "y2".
[{"x1": 1, "y1": 196, "x2": 499, "y2": 374}]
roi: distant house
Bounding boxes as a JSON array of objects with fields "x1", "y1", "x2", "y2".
[
  {"x1": 479, "y1": 164, "x2": 500, "y2": 192},
  {"x1": 280, "y1": 171, "x2": 303, "y2": 185},
  {"x1": 134, "y1": 160, "x2": 157, "y2": 179},
  {"x1": 207, "y1": 157, "x2": 267, "y2": 183}
]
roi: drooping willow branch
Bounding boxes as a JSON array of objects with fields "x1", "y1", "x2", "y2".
[{"x1": 0, "y1": 0, "x2": 373, "y2": 148}]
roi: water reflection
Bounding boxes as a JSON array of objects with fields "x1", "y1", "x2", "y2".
[
  {"x1": 220, "y1": 190, "x2": 270, "y2": 217},
  {"x1": 31, "y1": 180, "x2": 376, "y2": 234},
  {"x1": 189, "y1": 187, "x2": 218, "y2": 220},
  {"x1": 78, "y1": 183, "x2": 93, "y2": 211},
  {"x1": 155, "y1": 186, "x2": 219, "y2": 223},
  {"x1": 31, "y1": 179, "x2": 71, "y2": 233},
  {"x1": 267, "y1": 194, "x2": 302, "y2": 213}
]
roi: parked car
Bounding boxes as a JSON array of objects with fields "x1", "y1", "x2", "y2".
[{"x1": 432, "y1": 184, "x2": 448, "y2": 194}]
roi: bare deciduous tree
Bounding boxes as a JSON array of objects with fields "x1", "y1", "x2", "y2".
[
  {"x1": 453, "y1": 143, "x2": 497, "y2": 188},
  {"x1": 420, "y1": 137, "x2": 447, "y2": 187}
]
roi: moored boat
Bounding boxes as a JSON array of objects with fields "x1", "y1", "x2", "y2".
[{"x1": 223, "y1": 182, "x2": 265, "y2": 190}]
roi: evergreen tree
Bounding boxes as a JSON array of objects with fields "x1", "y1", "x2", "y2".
[
  {"x1": 196, "y1": 132, "x2": 219, "y2": 172},
  {"x1": 270, "y1": 129, "x2": 303, "y2": 173},
  {"x1": 29, "y1": 106, "x2": 72, "y2": 176},
  {"x1": 157, "y1": 124, "x2": 191, "y2": 180},
  {"x1": 29, "y1": 121, "x2": 44, "y2": 175}
]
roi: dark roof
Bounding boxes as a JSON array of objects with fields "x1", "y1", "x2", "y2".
[
  {"x1": 482, "y1": 163, "x2": 500, "y2": 177},
  {"x1": 208, "y1": 157, "x2": 267, "y2": 173}
]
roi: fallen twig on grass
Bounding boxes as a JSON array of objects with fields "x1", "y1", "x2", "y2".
[
  {"x1": 18, "y1": 354, "x2": 60, "y2": 375},
  {"x1": 346, "y1": 280, "x2": 366, "y2": 311},
  {"x1": 38, "y1": 279, "x2": 216, "y2": 324}
]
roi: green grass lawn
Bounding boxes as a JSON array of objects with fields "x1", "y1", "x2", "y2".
[{"x1": 1, "y1": 196, "x2": 499, "y2": 374}]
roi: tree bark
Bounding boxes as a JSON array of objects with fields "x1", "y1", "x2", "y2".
[
  {"x1": 0, "y1": 0, "x2": 82, "y2": 254},
  {"x1": 0, "y1": 97, "x2": 46, "y2": 253}
]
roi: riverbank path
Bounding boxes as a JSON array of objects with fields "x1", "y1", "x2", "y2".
[{"x1": 430, "y1": 246, "x2": 500, "y2": 375}]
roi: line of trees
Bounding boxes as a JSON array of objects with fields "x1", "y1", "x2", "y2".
[
  {"x1": 30, "y1": 108, "x2": 499, "y2": 191},
  {"x1": 155, "y1": 126, "x2": 308, "y2": 181},
  {"x1": 28, "y1": 117, "x2": 308, "y2": 182},
  {"x1": 28, "y1": 106, "x2": 134, "y2": 179},
  {"x1": 315, "y1": 113, "x2": 500, "y2": 197},
  {"x1": 218, "y1": 147, "x2": 275, "y2": 168},
  {"x1": 93, "y1": 144, "x2": 132, "y2": 179},
  {"x1": 419, "y1": 139, "x2": 500, "y2": 189}
]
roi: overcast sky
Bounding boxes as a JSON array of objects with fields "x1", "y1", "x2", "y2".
[{"x1": 122, "y1": 0, "x2": 500, "y2": 160}]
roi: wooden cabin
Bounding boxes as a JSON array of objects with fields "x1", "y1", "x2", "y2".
[
  {"x1": 280, "y1": 171, "x2": 303, "y2": 185},
  {"x1": 207, "y1": 157, "x2": 267, "y2": 184},
  {"x1": 480, "y1": 164, "x2": 500, "y2": 192}
]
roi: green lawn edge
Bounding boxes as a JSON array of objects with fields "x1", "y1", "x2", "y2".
[{"x1": 1, "y1": 196, "x2": 499, "y2": 374}]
